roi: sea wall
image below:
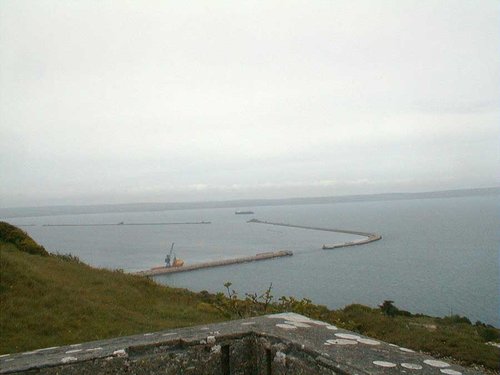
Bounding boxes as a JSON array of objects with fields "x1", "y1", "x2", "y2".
[
  {"x1": 0, "y1": 313, "x2": 479, "y2": 375},
  {"x1": 135, "y1": 250, "x2": 293, "y2": 277},
  {"x1": 135, "y1": 220, "x2": 380, "y2": 277},
  {"x1": 248, "y1": 219, "x2": 382, "y2": 249}
]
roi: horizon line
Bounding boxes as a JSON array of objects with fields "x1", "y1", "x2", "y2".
[{"x1": 1, "y1": 186, "x2": 499, "y2": 212}]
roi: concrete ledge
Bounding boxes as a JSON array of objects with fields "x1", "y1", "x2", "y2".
[{"x1": 0, "y1": 313, "x2": 481, "y2": 374}]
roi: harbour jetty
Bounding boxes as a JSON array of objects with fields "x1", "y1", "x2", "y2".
[
  {"x1": 247, "y1": 219, "x2": 381, "y2": 249},
  {"x1": 135, "y1": 250, "x2": 293, "y2": 277},
  {"x1": 235, "y1": 210, "x2": 254, "y2": 215},
  {"x1": 136, "y1": 220, "x2": 379, "y2": 277},
  {"x1": 42, "y1": 221, "x2": 211, "y2": 227}
]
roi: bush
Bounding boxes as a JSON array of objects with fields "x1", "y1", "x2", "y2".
[
  {"x1": 54, "y1": 253, "x2": 83, "y2": 264},
  {"x1": 0, "y1": 222, "x2": 49, "y2": 256},
  {"x1": 379, "y1": 300, "x2": 412, "y2": 317},
  {"x1": 442, "y1": 315, "x2": 472, "y2": 325},
  {"x1": 478, "y1": 326, "x2": 500, "y2": 342}
]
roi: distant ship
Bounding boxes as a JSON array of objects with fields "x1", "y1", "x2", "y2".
[{"x1": 235, "y1": 210, "x2": 254, "y2": 215}]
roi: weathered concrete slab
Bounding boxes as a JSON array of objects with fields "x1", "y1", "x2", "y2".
[{"x1": 0, "y1": 313, "x2": 482, "y2": 374}]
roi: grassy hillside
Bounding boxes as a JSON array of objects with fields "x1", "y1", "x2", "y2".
[
  {"x1": 0, "y1": 222, "x2": 498, "y2": 371},
  {"x1": 0, "y1": 222, "x2": 225, "y2": 354}
]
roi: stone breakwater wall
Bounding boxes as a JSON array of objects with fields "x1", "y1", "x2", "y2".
[
  {"x1": 135, "y1": 219, "x2": 379, "y2": 277},
  {"x1": 134, "y1": 250, "x2": 293, "y2": 277},
  {"x1": 248, "y1": 219, "x2": 382, "y2": 250},
  {"x1": 0, "y1": 313, "x2": 480, "y2": 375},
  {"x1": 42, "y1": 221, "x2": 211, "y2": 227}
]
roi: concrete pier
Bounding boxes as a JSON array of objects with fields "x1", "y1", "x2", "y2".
[
  {"x1": 135, "y1": 250, "x2": 293, "y2": 277},
  {"x1": 247, "y1": 219, "x2": 382, "y2": 250},
  {"x1": 135, "y1": 219, "x2": 380, "y2": 277},
  {"x1": 42, "y1": 221, "x2": 211, "y2": 227}
]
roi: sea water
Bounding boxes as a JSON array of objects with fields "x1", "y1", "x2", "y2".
[{"x1": 3, "y1": 194, "x2": 499, "y2": 326}]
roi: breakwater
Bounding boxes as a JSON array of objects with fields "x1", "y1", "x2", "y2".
[
  {"x1": 135, "y1": 250, "x2": 293, "y2": 276},
  {"x1": 247, "y1": 219, "x2": 381, "y2": 250},
  {"x1": 42, "y1": 221, "x2": 211, "y2": 227}
]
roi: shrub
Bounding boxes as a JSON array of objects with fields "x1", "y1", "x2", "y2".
[
  {"x1": 442, "y1": 315, "x2": 472, "y2": 325},
  {"x1": 478, "y1": 326, "x2": 500, "y2": 342},
  {"x1": 379, "y1": 300, "x2": 412, "y2": 317},
  {"x1": 54, "y1": 253, "x2": 83, "y2": 264},
  {"x1": 0, "y1": 222, "x2": 49, "y2": 256}
]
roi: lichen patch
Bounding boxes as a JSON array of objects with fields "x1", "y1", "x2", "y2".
[
  {"x1": 424, "y1": 359, "x2": 450, "y2": 368},
  {"x1": 373, "y1": 360, "x2": 397, "y2": 368},
  {"x1": 65, "y1": 349, "x2": 82, "y2": 354},
  {"x1": 400, "y1": 347, "x2": 415, "y2": 353},
  {"x1": 401, "y1": 363, "x2": 423, "y2": 370},
  {"x1": 335, "y1": 333, "x2": 360, "y2": 340},
  {"x1": 440, "y1": 369, "x2": 462, "y2": 375},
  {"x1": 357, "y1": 338, "x2": 380, "y2": 345},
  {"x1": 325, "y1": 339, "x2": 358, "y2": 345},
  {"x1": 284, "y1": 320, "x2": 311, "y2": 328},
  {"x1": 61, "y1": 357, "x2": 78, "y2": 363}
]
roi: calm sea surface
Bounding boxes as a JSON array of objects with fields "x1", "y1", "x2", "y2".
[{"x1": 4, "y1": 195, "x2": 499, "y2": 326}]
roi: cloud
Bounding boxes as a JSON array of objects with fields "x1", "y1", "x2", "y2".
[{"x1": 0, "y1": 0, "x2": 498, "y2": 207}]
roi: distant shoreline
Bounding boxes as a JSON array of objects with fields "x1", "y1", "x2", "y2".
[{"x1": 1, "y1": 186, "x2": 498, "y2": 219}]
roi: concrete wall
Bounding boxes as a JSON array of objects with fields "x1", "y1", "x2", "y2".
[{"x1": 0, "y1": 313, "x2": 481, "y2": 375}]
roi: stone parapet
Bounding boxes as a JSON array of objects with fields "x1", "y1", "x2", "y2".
[{"x1": 0, "y1": 313, "x2": 481, "y2": 374}]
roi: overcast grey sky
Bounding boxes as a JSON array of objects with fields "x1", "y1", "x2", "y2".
[{"x1": 0, "y1": 1, "x2": 498, "y2": 207}]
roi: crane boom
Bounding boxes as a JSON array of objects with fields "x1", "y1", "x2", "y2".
[{"x1": 165, "y1": 242, "x2": 183, "y2": 268}]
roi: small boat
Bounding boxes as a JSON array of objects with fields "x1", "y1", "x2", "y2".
[{"x1": 235, "y1": 210, "x2": 254, "y2": 215}]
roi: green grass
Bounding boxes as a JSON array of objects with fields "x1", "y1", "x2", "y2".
[{"x1": 0, "y1": 224, "x2": 225, "y2": 354}]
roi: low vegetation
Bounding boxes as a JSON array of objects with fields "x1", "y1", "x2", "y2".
[
  {"x1": 0, "y1": 222, "x2": 49, "y2": 256},
  {"x1": 1, "y1": 221, "x2": 498, "y2": 371},
  {"x1": 0, "y1": 222, "x2": 225, "y2": 354},
  {"x1": 203, "y1": 283, "x2": 499, "y2": 370}
]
